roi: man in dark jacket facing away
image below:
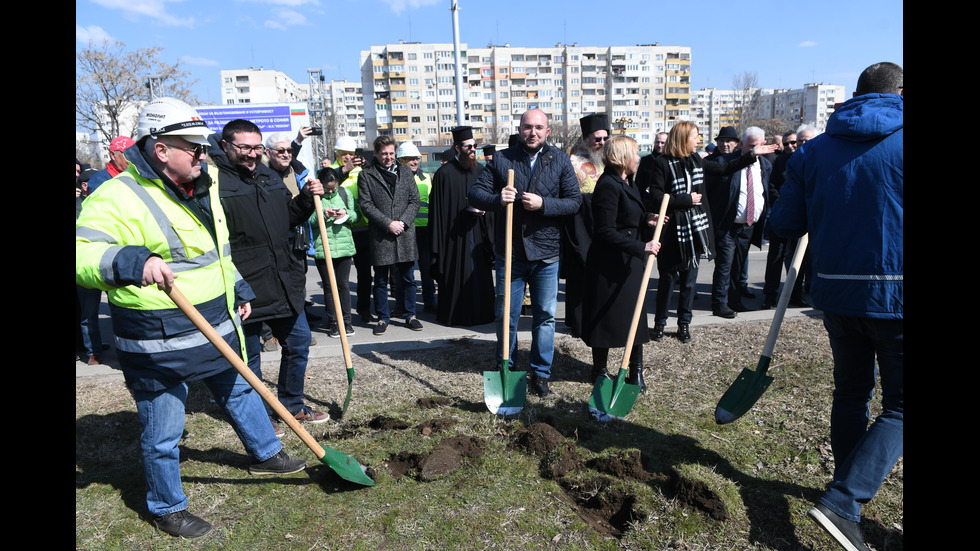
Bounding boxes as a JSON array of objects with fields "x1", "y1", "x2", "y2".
[
  {"x1": 769, "y1": 62, "x2": 903, "y2": 551},
  {"x1": 210, "y1": 119, "x2": 329, "y2": 428},
  {"x1": 469, "y1": 109, "x2": 582, "y2": 397}
]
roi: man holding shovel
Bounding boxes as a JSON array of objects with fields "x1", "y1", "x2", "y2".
[
  {"x1": 76, "y1": 98, "x2": 306, "y2": 539},
  {"x1": 769, "y1": 62, "x2": 903, "y2": 551}
]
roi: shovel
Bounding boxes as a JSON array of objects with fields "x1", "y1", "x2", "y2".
[
  {"x1": 589, "y1": 194, "x2": 670, "y2": 422},
  {"x1": 484, "y1": 169, "x2": 527, "y2": 415},
  {"x1": 313, "y1": 192, "x2": 356, "y2": 415},
  {"x1": 166, "y1": 284, "x2": 374, "y2": 486},
  {"x1": 715, "y1": 233, "x2": 810, "y2": 425}
]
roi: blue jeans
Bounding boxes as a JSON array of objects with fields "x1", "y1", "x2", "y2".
[
  {"x1": 132, "y1": 367, "x2": 282, "y2": 516},
  {"x1": 494, "y1": 258, "x2": 558, "y2": 379},
  {"x1": 243, "y1": 312, "x2": 311, "y2": 416},
  {"x1": 817, "y1": 313, "x2": 903, "y2": 523},
  {"x1": 374, "y1": 261, "x2": 417, "y2": 322},
  {"x1": 77, "y1": 285, "x2": 103, "y2": 357}
]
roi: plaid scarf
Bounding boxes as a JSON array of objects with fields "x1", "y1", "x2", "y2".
[{"x1": 665, "y1": 156, "x2": 714, "y2": 270}]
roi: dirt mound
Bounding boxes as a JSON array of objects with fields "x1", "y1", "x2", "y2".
[
  {"x1": 386, "y1": 435, "x2": 487, "y2": 481},
  {"x1": 510, "y1": 422, "x2": 566, "y2": 455},
  {"x1": 417, "y1": 397, "x2": 452, "y2": 410},
  {"x1": 384, "y1": 451, "x2": 423, "y2": 479},
  {"x1": 417, "y1": 417, "x2": 457, "y2": 436},
  {"x1": 369, "y1": 415, "x2": 410, "y2": 430},
  {"x1": 669, "y1": 468, "x2": 729, "y2": 520},
  {"x1": 587, "y1": 450, "x2": 652, "y2": 482},
  {"x1": 540, "y1": 442, "x2": 585, "y2": 479},
  {"x1": 558, "y1": 476, "x2": 645, "y2": 538}
]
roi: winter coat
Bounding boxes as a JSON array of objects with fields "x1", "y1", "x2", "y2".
[
  {"x1": 468, "y1": 142, "x2": 582, "y2": 261},
  {"x1": 769, "y1": 93, "x2": 903, "y2": 319},
  {"x1": 356, "y1": 162, "x2": 420, "y2": 266},
  {"x1": 309, "y1": 187, "x2": 358, "y2": 259},
  {"x1": 208, "y1": 134, "x2": 316, "y2": 324}
]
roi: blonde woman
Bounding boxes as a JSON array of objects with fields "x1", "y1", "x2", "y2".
[{"x1": 581, "y1": 135, "x2": 663, "y2": 391}]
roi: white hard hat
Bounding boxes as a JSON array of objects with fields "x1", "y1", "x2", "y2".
[
  {"x1": 334, "y1": 136, "x2": 357, "y2": 152},
  {"x1": 137, "y1": 97, "x2": 211, "y2": 145},
  {"x1": 396, "y1": 142, "x2": 421, "y2": 158}
]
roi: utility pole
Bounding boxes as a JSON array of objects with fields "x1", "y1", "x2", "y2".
[{"x1": 451, "y1": 0, "x2": 465, "y2": 128}]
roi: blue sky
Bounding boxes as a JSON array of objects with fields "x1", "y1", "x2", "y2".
[{"x1": 76, "y1": 0, "x2": 903, "y2": 106}]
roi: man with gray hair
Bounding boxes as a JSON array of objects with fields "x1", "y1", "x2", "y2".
[{"x1": 707, "y1": 126, "x2": 773, "y2": 318}]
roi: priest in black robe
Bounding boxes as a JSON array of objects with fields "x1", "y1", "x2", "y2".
[{"x1": 430, "y1": 126, "x2": 496, "y2": 326}]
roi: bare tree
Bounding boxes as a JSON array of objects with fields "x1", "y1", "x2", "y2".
[
  {"x1": 546, "y1": 118, "x2": 580, "y2": 152},
  {"x1": 732, "y1": 71, "x2": 762, "y2": 135},
  {"x1": 76, "y1": 40, "x2": 198, "y2": 144}
]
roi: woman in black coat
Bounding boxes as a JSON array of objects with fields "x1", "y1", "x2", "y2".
[
  {"x1": 646, "y1": 121, "x2": 775, "y2": 343},
  {"x1": 582, "y1": 135, "x2": 663, "y2": 391}
]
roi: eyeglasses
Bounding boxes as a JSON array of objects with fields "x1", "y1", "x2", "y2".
[
  {"x1": 271, "y1": 148, "x2": 292, "y2": 155},
  {"x1": 592, "y1": 136, "x2": 608, "y2": 143},
  {"x1": 165, "y1": 142, "x2": 208, "y2": 158},
  {"x1": 783, "y1": 140, "x2": 797, "y2": 146},
  {"x1": 460, "y1": 144, "x2": 476, "y2": 150},
  {"x1": 228, "y1": 142, "x2": 266, "y2": 155}
]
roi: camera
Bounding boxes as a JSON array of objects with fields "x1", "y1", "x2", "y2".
[{"x1": 310, "y1": 126, "x2": 323, "y2": 136}]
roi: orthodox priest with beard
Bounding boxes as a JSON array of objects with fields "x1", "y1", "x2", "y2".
[
  {"x1": 429, "y1": 126, "x2": 496, "y2": 326},
  {"x1": 563, "y1": 113, "x2": 609, "y2": 337}
]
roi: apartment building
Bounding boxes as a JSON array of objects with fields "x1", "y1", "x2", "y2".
[
  {"x1": 220, "y1": 68, "x2": 310, "y2": 105},
  {"x1": 361, "y1": 42, "x2": 691, "y2": 150},
  {"x1": 693, "y1": 83, "x2": 846, "y2": 140}
]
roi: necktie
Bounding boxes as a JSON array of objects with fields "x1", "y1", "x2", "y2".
[{"x1": 745, "y1": 167, "x2": 755, "y2": 226}]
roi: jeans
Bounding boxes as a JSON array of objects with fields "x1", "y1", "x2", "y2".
[
  {"x1": 494, "y1": 258, "x2": 558, "y2": 379},
  {"x1": 243, "y1": 311, "x2": 311, "y2": 416},
  {"x1": 374, "y1": 261, "x2": 417, "y2": 322},
  {"x1": 77, "y1": 285, "x2": 104, "y2": 357},
  {"x1": 132, "y1": 367, "x2": 282, "y2": 516},
  {"x1": 817, "y1": 313, "x2": 904, "y2": 523},
  {"x1": 712, "y1": 224, "x2": 753, "y2": 308}
]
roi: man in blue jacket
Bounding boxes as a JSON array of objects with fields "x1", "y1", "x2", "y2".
[
  {"x1": 769, "y1": 62, "x2": 903, "y2": 551},
  {"x1": 469, "y1": 109, "x2": 582, "y2": 396}
]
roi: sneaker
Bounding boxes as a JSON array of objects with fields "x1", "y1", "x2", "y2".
[
  {"x1": 374, "y1": 320, "x2": 388, "y2": 335},
  {"x1": 154, "y1": 510, "x2": 213, "y2": 539},
  {"x1": 270, "y1": 416, "x2": 284, "y2": 438},
  {"x1": 807, "y1": 504, "x2": 869, "y2": 551},
  {"x1": 345, "y1": 326, "x2": 356, "y2": 337},
  {"x1": 249, "y1": 449, "x2": 307, "y2": 476},
  {"x1": 310, "y1": 336, "x2": 317, "y2": 346},
  {"x1": 326, "y1": 326, "x2": 341, "y2": 339},
  {"x1": 406, "y1": 317, "x2": 424, "y2": 331},
  {"x1": 294, "y1": 407, "x2": 330, "y2": 424},
  {"x1": 262, "y1": 337, "x2": 279, "y2": 352}
]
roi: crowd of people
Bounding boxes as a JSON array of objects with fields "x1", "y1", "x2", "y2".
[{"x1": 76, "y1": 62, "x2": 901, "y2": 550}]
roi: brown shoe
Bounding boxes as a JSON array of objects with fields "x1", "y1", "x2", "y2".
[
  {"x1": 270, "y1": 416, "x2": 284, "y2": 438},
  {"x1": 294, "y1": 408, "x2": 330, "y2": 424},
  {"x1": 87, "y1": 355, "x2": 101, "y2": 366}
]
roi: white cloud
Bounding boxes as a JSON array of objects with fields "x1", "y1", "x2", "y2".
[
  {"x1": 798, "y1": 41, "x2": 818, "y2": 48},
  {"x1": 90, "y1": 0, "x2": 196, "y2": 28},
  {"x1": 264, "y1": 9, "x2": 308, "y2": 29},
  {"x1": 179, "y1": 55, "x2": 220, "y2": 66},
  {"x1": 381, "y1": 0, "x2": 441, "y2": 16},
  {"x1": 76, "y1": 24, "x2": 114, "y2": 45}
]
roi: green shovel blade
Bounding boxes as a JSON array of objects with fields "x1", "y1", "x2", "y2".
[
  {"x1": 341, "y1": 366, "x2": 355, "y2": 415},
  {"x1": 483, "y1": 359, "x2": 527, "y2": 415},
  {"x1": 319, "y1": 445, "x2": 375, "y2": 486},
  {"x1": 588, "y1": 369, "x2": 642, "y2": 422},
  {"x1": 715, "y1": 356, "x2": 774, "y2": 424}
]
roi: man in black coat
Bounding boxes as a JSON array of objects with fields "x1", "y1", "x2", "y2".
[
  {"x1": 706, "y1": 126, "x2": 772, "y2": 318},
  {"x1": 211, "y1": 119, "x2": 329, "y2": 427}
]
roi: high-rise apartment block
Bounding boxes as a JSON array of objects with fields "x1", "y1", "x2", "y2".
[{"x1": 360, "y1": 41, "x2": 691, "y2": 150}]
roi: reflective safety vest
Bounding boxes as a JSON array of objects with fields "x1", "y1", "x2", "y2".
[
  {"x1": 414, "y1": 172, "x2": 431, "y2": 227},
  {"x1": 76, "y1": 163, "x2": 248, "y2": 388},
  {"x1": 331, "y1": 161, "x2": 367, "y2": 228}
]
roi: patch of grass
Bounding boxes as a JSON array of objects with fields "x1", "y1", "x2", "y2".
[{"x1": 76, "y1": 316, "x2": 902, "y2": 550}]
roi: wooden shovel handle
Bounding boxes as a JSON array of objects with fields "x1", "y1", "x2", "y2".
[
  {"x1": 760, "y1": 233, "x2": 809, "y2": 357},
  {"x1": 313, "y1": 193, "x2": 353, "y2": 370},
  {"x1": 619, "y1": 194, "x2": 670, "y2": 371},
  {"x1": 502, "y1": 169, "x2": 514, "y2": 362},
  {"x1": 166, "y1": 285, "x2": 326, "y2": 459}
]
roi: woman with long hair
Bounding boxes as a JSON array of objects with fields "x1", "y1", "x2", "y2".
[
  {"x1": 645, "y1": 121, "x2": 775, "y2": 343},
  {"x1": 581, "y1": 135, "x2": 663, "y2": 391}
]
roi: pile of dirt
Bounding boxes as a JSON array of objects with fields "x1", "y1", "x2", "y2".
[
  {"x1": 384, "y1": 435, "x2": 487, "y2": 481},
  {"x1": 509, "y1": 422, "x2": 566, "y2": 455},
  {"x1": 587, "y1": 450, "x2": 653, "y2": 483},
  {"x1": 669, "y1": 467, "x2": 730, "y2": 521},
  {"x1": 417, "y1": 417, "x2": 457, "y2": 436},
  {"x1": 417, "y1": 397, "x2": 452, "y2": 410}
]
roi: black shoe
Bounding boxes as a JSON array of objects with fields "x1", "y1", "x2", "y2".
[
  {"x1": 807, "y1": 504, "x2": 869, "y2": 551},
  {"x1": 712, "y1": 306, "x2": 737, "y2": 319},
  {"x1": 423, "y1": 303, "x2": 437, "y2": 313},
  {"x1": 730, "y1": 302, "x2": 753, "y2": 313},
  {"x1": 358, "y1": 310, "x2": 375, "y2": 324},
  {"x1": 249, "y1": 450, "x2": 307, "y2": 476},
  {"x1": 761, "y1": 297, "x2": 778, "y2": 309},
  {"x1": 650, "y1": 324, "x2": 665, "y2": 341},
  {"x1": 373, "y1": 320, "x2": 388, "y2": 335},
  {"x1": 625, "y1": 363, "x2": 647, "y2": 392},
  {"x1": 154, "y1": 510, "x2": 213, "y2": 539},
  {"x1": 406, "y1": 317, "x2": 424, "y2": 331},
  {"x1": 590, "y1": 366, "x2": 612, "y2": 382},
  {"x1": 529, "y1": 377, "x2": 551, "y2": 397},
  {"x1": 677, "y1": 324, "x2": 692, "y2": 343},
  {"x1": 739, "y1": 287, "x2": 756, "y2": 299},
  {"x1": 326, "y1": 325, "x2": 341, "y2": 339},
  {"x1": 789, "y1": 297, "x2": 810, "y2": 308}
]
